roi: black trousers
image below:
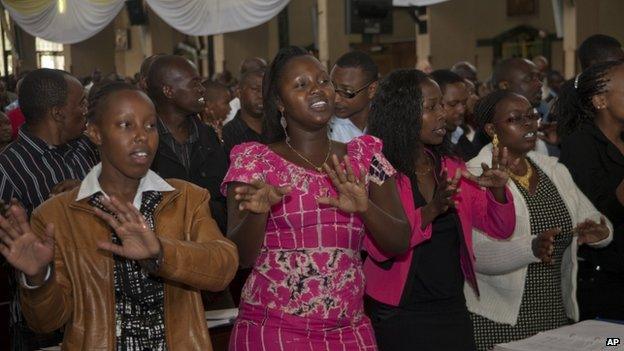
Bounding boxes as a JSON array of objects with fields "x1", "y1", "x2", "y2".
[
  {"x1": 367, "y1": 296, "x2": 476, "y2": 351},
  {"x1": 577, "y1": 260, "x2": 624, "y2": 321}
]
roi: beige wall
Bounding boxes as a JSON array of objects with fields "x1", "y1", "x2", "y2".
[
  {"x1": 288, "y1": 1, "x2": 415, "y2": 67},
  {"x1": 148, "y1": 8, "x2": 187, "y2": 57},
  {"x1": 429, "y1": 0, "x2": 560, "y2": 80},
  {"x1": 114, "y1": 10, "x2": 149, "y2": 78},
  {"x1": 18, "y1": 0, "x2": 621, "y2": 82},
  {"x1": 428, "y1": 0, "x2": 624, "y2": 79},
  {"x1": 16, "y1": 28, "x2": 37, "y2": 72},
  {"x1": 288, "y1": 0, "x2": 315, "y2": 50},
  {"x1": 576, "y1": 0, "x2": 624, "y2": 68},
  {"x1": 223, "y1": 21, "x2": 273, "y2": 75},
  {"x1": 69, "y1": 24, "x2": 115, "y2": 78}
]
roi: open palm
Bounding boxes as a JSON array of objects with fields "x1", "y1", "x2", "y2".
[
  {"x1": 94, "y1": 196, "x2": 161, "y2": 260},
  {"x1": 318, "y1": 155, "x2": 368, "y2": 213},
  {"x1": 0, "y1": 205, "x2": 54, "y2": 277},
  {"x1": 463, "y1": 146, "x2": 513, "y2": 189},
  {"x1": 233, "y1": 179, "x2": 291, "y2": 214}
]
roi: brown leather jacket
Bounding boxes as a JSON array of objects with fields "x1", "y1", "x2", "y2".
[{"x1": 20, "y1": 179, "x2": 238, "y2": 351}]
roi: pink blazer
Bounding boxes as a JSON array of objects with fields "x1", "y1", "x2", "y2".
[{"x1": 364, "y1": 156, "x2": 516, "y2": 306}]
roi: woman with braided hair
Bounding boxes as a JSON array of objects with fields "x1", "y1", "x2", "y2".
[
  {"x1": 556, "y1": 59, "x2": 624, "y2": 320},
  {"x1": 466, "y1": 90, "x2": 613, "y2": 350}
]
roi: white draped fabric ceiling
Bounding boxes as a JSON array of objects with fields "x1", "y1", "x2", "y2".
[{"x1": 1, "y1": 0, "x2": 450, "y2": 44}]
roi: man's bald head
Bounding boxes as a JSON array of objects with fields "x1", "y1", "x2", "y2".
[
  {"x1": 147, "y1": 55, "x2": 197, "y2": 100},
  {"x1": 492, "y1": 57, "x2": 543, "y2": 107},
  {"x1": 146, "y1": 55, "x2": 205, "y2": 114},
  {"x1": 239, "y1": 57, "x2": 267, "y2": 75},
  {"x1": 451, "y1": 61, "x2": 478, "y2": 83},
  {"x1": 532, "y1": 55, "x2": 549, "y2": 73},
  {"x1": 140, "y1": 54, "x2": 164, "y2": 79}
]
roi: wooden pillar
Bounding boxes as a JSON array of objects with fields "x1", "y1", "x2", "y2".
[
  {"x1": 201, "y1": 36, "x2": 209, "y2": 78},
  {"x1": 415, "y1": 7, "x2": 431, "y2": 72},
  {"x1": 317, "y1": 0, "x2": 329, "y2": 68},
  {"x1": 213, "y1": 33, "x2": 225, "y2": 74},
  {"x1": 562, "y1": 0, "x2": 576, "y2": 78}
]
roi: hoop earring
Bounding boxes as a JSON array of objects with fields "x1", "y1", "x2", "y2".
[
  {"x1": 280, "y1": 111, "x2": 290, "y2": 142},
  {"x1": 492, "y1": 134, "x2": 500, "y2": 148}
]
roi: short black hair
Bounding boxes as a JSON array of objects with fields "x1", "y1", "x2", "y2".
[
  {"x1": 146, "y1": 55, "x2": 193, "y2": 102},
  {"x1": 491, "y1": 57, "x2": 530, "y2": 87},
  {"x1": 430, "y1": 69, "x2": 465, "y2": 93},
  {"x1": 451, "y1": 61, "x2": 477, "y2": 81},
  {"x1": 87, "y1": 81, "x2": 141, "y2": 123},
  {"x1": 334, "y1": 51, "x2": 378, "y2": 83},
  {"x1": 201, "y1": 80, "x2": 230, "y2": 102},
  {"x1": 239, "y1": 68, "x2": 266, "y2": 87},
  {"x1": 19, "y1": 68, "x2": 69, "y2": 125},
  {"x1": 578, "y1": 34, "x2": 624, "y2": 71}
]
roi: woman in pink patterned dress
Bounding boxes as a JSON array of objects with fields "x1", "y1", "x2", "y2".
[{"x1": 222, "y1": 46, "x2": 411, "y2": 350}]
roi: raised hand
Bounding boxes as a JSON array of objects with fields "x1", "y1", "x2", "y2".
[
  {"x1": 0, "y1": 203, "x2": 54, "y2": 277},
  {"x1": 462, "y1": 146, "x2": 513, "y2": 189},
  {"x1": 575, "y1": 217, "x2": 609, "y2": 245},
  {"x1": 532, "y1": 227, "x2": 560, "y2": 264},
  {"x1": 318, "y1": 155, "x2": 368, "y2": 213},
  {"x1": 426, "y1": 168, "x2": 461, "y2": 217},
  {"x1": 94, "y1": 196, "x2": 161, "y2": 260},
  {"x1": 233, "y1": 179, "x2": 291, "y2": 214}
]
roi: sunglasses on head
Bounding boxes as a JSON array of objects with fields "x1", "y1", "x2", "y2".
[{"x1": 335, "y1": 80, "x2": 376, "y2": 99}]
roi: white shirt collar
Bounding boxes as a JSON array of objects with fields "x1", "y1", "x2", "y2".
[
  {"x1": 451, "y1": 126, "x2": 465, "y2": 144},
  {"x1": 329, "y1": 116, "x2": 366, "y2": 143},
  {"x1": 76, "y1": 163, "x2": 175, "y2": 209}
]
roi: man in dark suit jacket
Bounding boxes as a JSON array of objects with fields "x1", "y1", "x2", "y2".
[{"x1": 147, "y1": 55, "x2": 228, "y2": 232}]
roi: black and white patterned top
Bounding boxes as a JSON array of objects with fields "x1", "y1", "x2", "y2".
[
  {"x1": 90, "y1": 191, "x2": 167, "y2": 351},
  {"x1": 471, "y1": 161, "x2": 573, "y2": 351}
]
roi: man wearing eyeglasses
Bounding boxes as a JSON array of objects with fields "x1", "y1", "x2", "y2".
[{"x1": 329, "y1": 51, "x2": 378, "y2": 143}]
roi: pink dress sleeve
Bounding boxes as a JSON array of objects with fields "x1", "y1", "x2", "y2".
[
  {"x1": 220, "y1": 142, "x2": 270, "y2": 196},
  {"x1": 348, "y1": 135, "x2": 396, "y2": 185}
]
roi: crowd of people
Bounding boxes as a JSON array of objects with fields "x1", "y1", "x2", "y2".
[{"x1": 0, "y1": 33, "x2": 622, "y2": 351}]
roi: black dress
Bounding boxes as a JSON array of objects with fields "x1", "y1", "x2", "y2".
[
  {"x1": 559, "y1": 122, "x2": 624, "y2": 320},
  {"x1": 367, "y1": 163, "x2": 476, "y2": 351}
]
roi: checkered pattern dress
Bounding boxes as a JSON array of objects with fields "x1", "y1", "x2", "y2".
[
  {"x1": 90, "y1": 191, "x2": 167, "y2": 351},
  {"x1": 471, "y1": 162, "x2": 573, "y2": 351},
  {"x1": 222, "y1": 136, "x2": 395, "y2": 351}
]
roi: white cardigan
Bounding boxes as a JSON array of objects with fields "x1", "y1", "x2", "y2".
[{"x1": 463, "y1": 144, "x2": 613, "y2": 326}]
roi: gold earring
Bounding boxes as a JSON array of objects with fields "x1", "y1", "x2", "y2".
[{"x1": 492, "y1": 134, "x2": 500, "y2": 148}]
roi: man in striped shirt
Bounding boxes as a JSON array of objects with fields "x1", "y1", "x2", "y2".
[{"x1": 0, "y1": 68, "x2": 98, "y2": 350}]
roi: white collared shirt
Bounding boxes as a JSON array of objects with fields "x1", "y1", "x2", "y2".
[
  {"x1": 223, "y1": 98, "x2": 240, "y2": 125},
  {"x1": 76, "y1": 163, "x2": 175, "y2": 209},
  {"x1": 451, "y1": 126, "x2": 465, "y2": 144},
  {"x1": 329, "y1": 116, "x2": 366, "y2": 143}
]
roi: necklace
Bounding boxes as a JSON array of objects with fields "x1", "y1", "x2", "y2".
[
  {"x1": 508, "y1": 158, "x2": 533, "y2": 190},
  {"x1": 414, "y1": 153, "x2": 432, "y2": 176},
  {"x1": 285, "y1": 138, "x2": 332, "y2": 172}
]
